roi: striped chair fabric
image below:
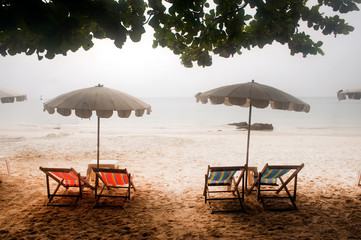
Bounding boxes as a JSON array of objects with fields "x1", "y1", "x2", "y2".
[
  {"x1": 99, "y1": 172, "x2": 129, "y2": 186},
  {"x1": 208, "y1": 170, "x2": 237, "y2": 185},
  {"x1": 51, "y1": 171, "x2": 82, "y2": 187},
  {"x1": 260, "y1": 169, "x2": 290, "y2": 184}
]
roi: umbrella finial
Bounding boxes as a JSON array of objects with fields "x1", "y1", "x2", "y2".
[
  {"x1": 96, "y1": 84, "x2": 104, "y2": 87},
  {"x1": 251, "y1": 79, "x2": 255, "y2": 83}
]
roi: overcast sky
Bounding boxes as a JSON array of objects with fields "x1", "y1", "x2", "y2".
[{"x1": 1, "y1": 9, "x2": 361, "y2": 100}]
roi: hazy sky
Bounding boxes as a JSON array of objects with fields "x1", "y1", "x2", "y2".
[{"x1": 1, "y1": 9, "x2": 361, "y2": 100}]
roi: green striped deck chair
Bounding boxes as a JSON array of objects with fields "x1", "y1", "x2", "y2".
[
  {"x1": 39, "y1": 167, "x2": 94, "y2": 206},
  {"x1": 93, "y1": 168, "x2": 136, "y2": 206},
  {"x1": 248, "y1": 163, "x2": 304, "y2": 210},
  {"x1": 260, "y1": 168, "x2": 291, "y2": 185},
  {"x1": 203, "y1": 165, "x2": 246, "y2": 213}
]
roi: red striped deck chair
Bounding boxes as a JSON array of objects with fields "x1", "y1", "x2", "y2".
[
  {"x1": 39, "y1": 167, "x2": 94, "y2": 205},
  {"x1": 93, "y1": 168, "x2": 136, "y2": 206},
  {"x1": 203, "y1": 165, "x2": 246, "y2": 213},
  {"x1": 248, "y1": 163, "x2": 304, "y2": 210}
]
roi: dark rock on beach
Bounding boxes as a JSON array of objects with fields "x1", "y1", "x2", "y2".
[
  {"x1": 229, "y1": 122, "x2": 249, "y2": 128},
  {"x1": 251, "y1": 123, "x2": 273, "y2": 130},
  {"x1": 229, "y1": 122, "x2": 273, "y2": 131}
]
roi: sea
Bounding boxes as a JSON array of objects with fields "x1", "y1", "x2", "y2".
[{"x1": 1, "y1": 97, "x2": 361, "y2": 135}]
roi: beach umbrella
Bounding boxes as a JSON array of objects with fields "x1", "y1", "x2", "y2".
[
  {"x1": 0, "y1": 88, "x2": 27, "y2": 103},
  {"x1": 195, "y1": 80, "x2": 310, "y2": 187},
  {"x1": 43, "y1": 84, "x2": 151, "y2": 168},
  {"x1": 337, "y1": 88, "x2": 361, "y2": 100}
]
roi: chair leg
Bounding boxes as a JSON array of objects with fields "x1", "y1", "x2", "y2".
[
  {"x1": 205, "y1": 191, "x2": 214, "y2": 213},
  {"x1": 204, "y1": 187, "x2": 208, "y2": 203},
  {"x1": 234, "y1": 187, "x2": 244, "y2": 210},
  {"x1": 95, "y1": 185, "x2": 106, "y2": 204},
  {"x1": 127, "y1": 184, "x2": 131, "y2": 200},
  {"x1": 257, "y1": 182, "x2": 267, "y2": 208},
  {"x1": 45, "y1": 175, "x2": 50, "y2": 199},
  {"x1": 242, "y1": 176, "x2": 245, "y2": 202},
  {"x1": 203, "y1": 175, "x2": 208, "y2": 197},
  {"x1": 130, "y1": 179, "x2": 136, "y2": 191},
  {"x1": 293, "y1": 175, "x2": 298, "y2": 201},
  {"x1": 280, "y1": 178, "x2": 298, "y2": 210},
  {"x1": 48, "y1": 181, "x2": 63, "y2": 205},
  {"x1": 78, "y1": 178, "x2": 82, "y2": 200},
  {"x1": 204, "y1": 175, "x2": 209, "y2": 203}
]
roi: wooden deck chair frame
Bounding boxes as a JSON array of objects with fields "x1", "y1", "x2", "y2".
[
  {"x1": 248, "y1": 163, "x2": 304, "y2": 210},
  {"x1": 93, "y1": 168, "x2": 136, "y2": 206},
  {"x1": 203, "y1": 165, "x2": 246, "y2": 213},
  {"x1": 39, "y1": 167, "x2": 94, "y2": 206}
]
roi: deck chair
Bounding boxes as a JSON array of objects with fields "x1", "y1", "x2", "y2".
[
  {"x1": 248, "y1": 163, "x2": 304, "y2": 210},
  {"x1": 93, "y1": 168, "x2": 136, "y2": 206},
  {"x1": 39, "y1": 167, "x2": 94, "y2": 205},
  {"x1": 203, "y1": 165, "x2": 245, "y2": 213}
]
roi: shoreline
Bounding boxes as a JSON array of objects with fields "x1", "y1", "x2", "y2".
[{"x1": 3, "y1": 121, "x2": 361, "y2": 134}]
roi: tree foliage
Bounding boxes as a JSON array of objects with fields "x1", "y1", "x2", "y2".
[{"x1": 0, "y1": 0, "x2": 360, "y2": 67}]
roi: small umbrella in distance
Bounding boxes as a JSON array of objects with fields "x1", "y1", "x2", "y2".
[{"x1": 0, "y1": 88, "x2": 27, "y2": 103}]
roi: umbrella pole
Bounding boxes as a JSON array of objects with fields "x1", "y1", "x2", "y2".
[
  {"x1": 97, "y1": 116, "x2": 100, "y2": 168},
  {"x1": 245, "y1": 103, "x2": 252, "y2": 190},
  {"x1": 95, "y1": 116, "x2": 100, "y2": 195}
]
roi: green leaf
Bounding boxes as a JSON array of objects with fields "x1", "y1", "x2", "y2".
[{"x1": 0, "y1": 0, "x2": 359, "y2": 67}]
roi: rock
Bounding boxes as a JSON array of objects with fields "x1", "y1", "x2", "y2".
[
  {"x1": 229, "y1": 122, "x2": 273, "y2": 131},
  {"x1": 250, "y1": 123, "x2": 273, "y2": 131},
  {"x1": 228, "y1": 122, "x2": 248, "y2": 128}
]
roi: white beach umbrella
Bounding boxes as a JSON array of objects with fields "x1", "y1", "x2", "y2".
[
  {"x1": 43, "y1": 84, "x2": 151, "y2": 168},
  {"x1": 195, "y1": 80, "x2": 310, "y2": 187},
  {"x1": 337, "y1": 88, "x2": 361, "y2": 100},
  {"x1": 0, "y1": 88, "x2": 27, "y2": 103}
]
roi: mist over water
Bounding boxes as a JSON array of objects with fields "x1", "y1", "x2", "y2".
[{"x1": 1, "y1": 97, "x2": 361, "y2": 134}]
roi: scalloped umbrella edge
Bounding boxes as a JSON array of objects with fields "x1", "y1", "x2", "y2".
[
  {"x1": 0, "y1": 88, "x2": 27, "y2": 103},
  {"x1": 337, "y1": 89, "x2": 361, "y2": 100}
]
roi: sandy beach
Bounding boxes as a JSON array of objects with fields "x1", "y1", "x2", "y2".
[{"x1": 0, "y1": 124, "x2": 361, "y2": 239}]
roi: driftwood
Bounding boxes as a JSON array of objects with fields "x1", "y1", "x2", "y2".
[{"x1": 228, "y1": 122, "x2": 273, "y2": 131}]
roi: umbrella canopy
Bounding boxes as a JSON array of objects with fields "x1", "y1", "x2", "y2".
[
  {"x1": 337, "y1": 89, "x2": 361, "y2": 100},
  {"x1": 195, "y1": 80, "x2": 310, "y2": 187},
  {"x1": 195, "y1": 81, "x2": 310, "y2": 112},
  {"x1": 0, "y1": 88, "x2": 27, "y2": 103},
  {"x1": 43, "y1": 84, "x2": 151, "y2": 167}
]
